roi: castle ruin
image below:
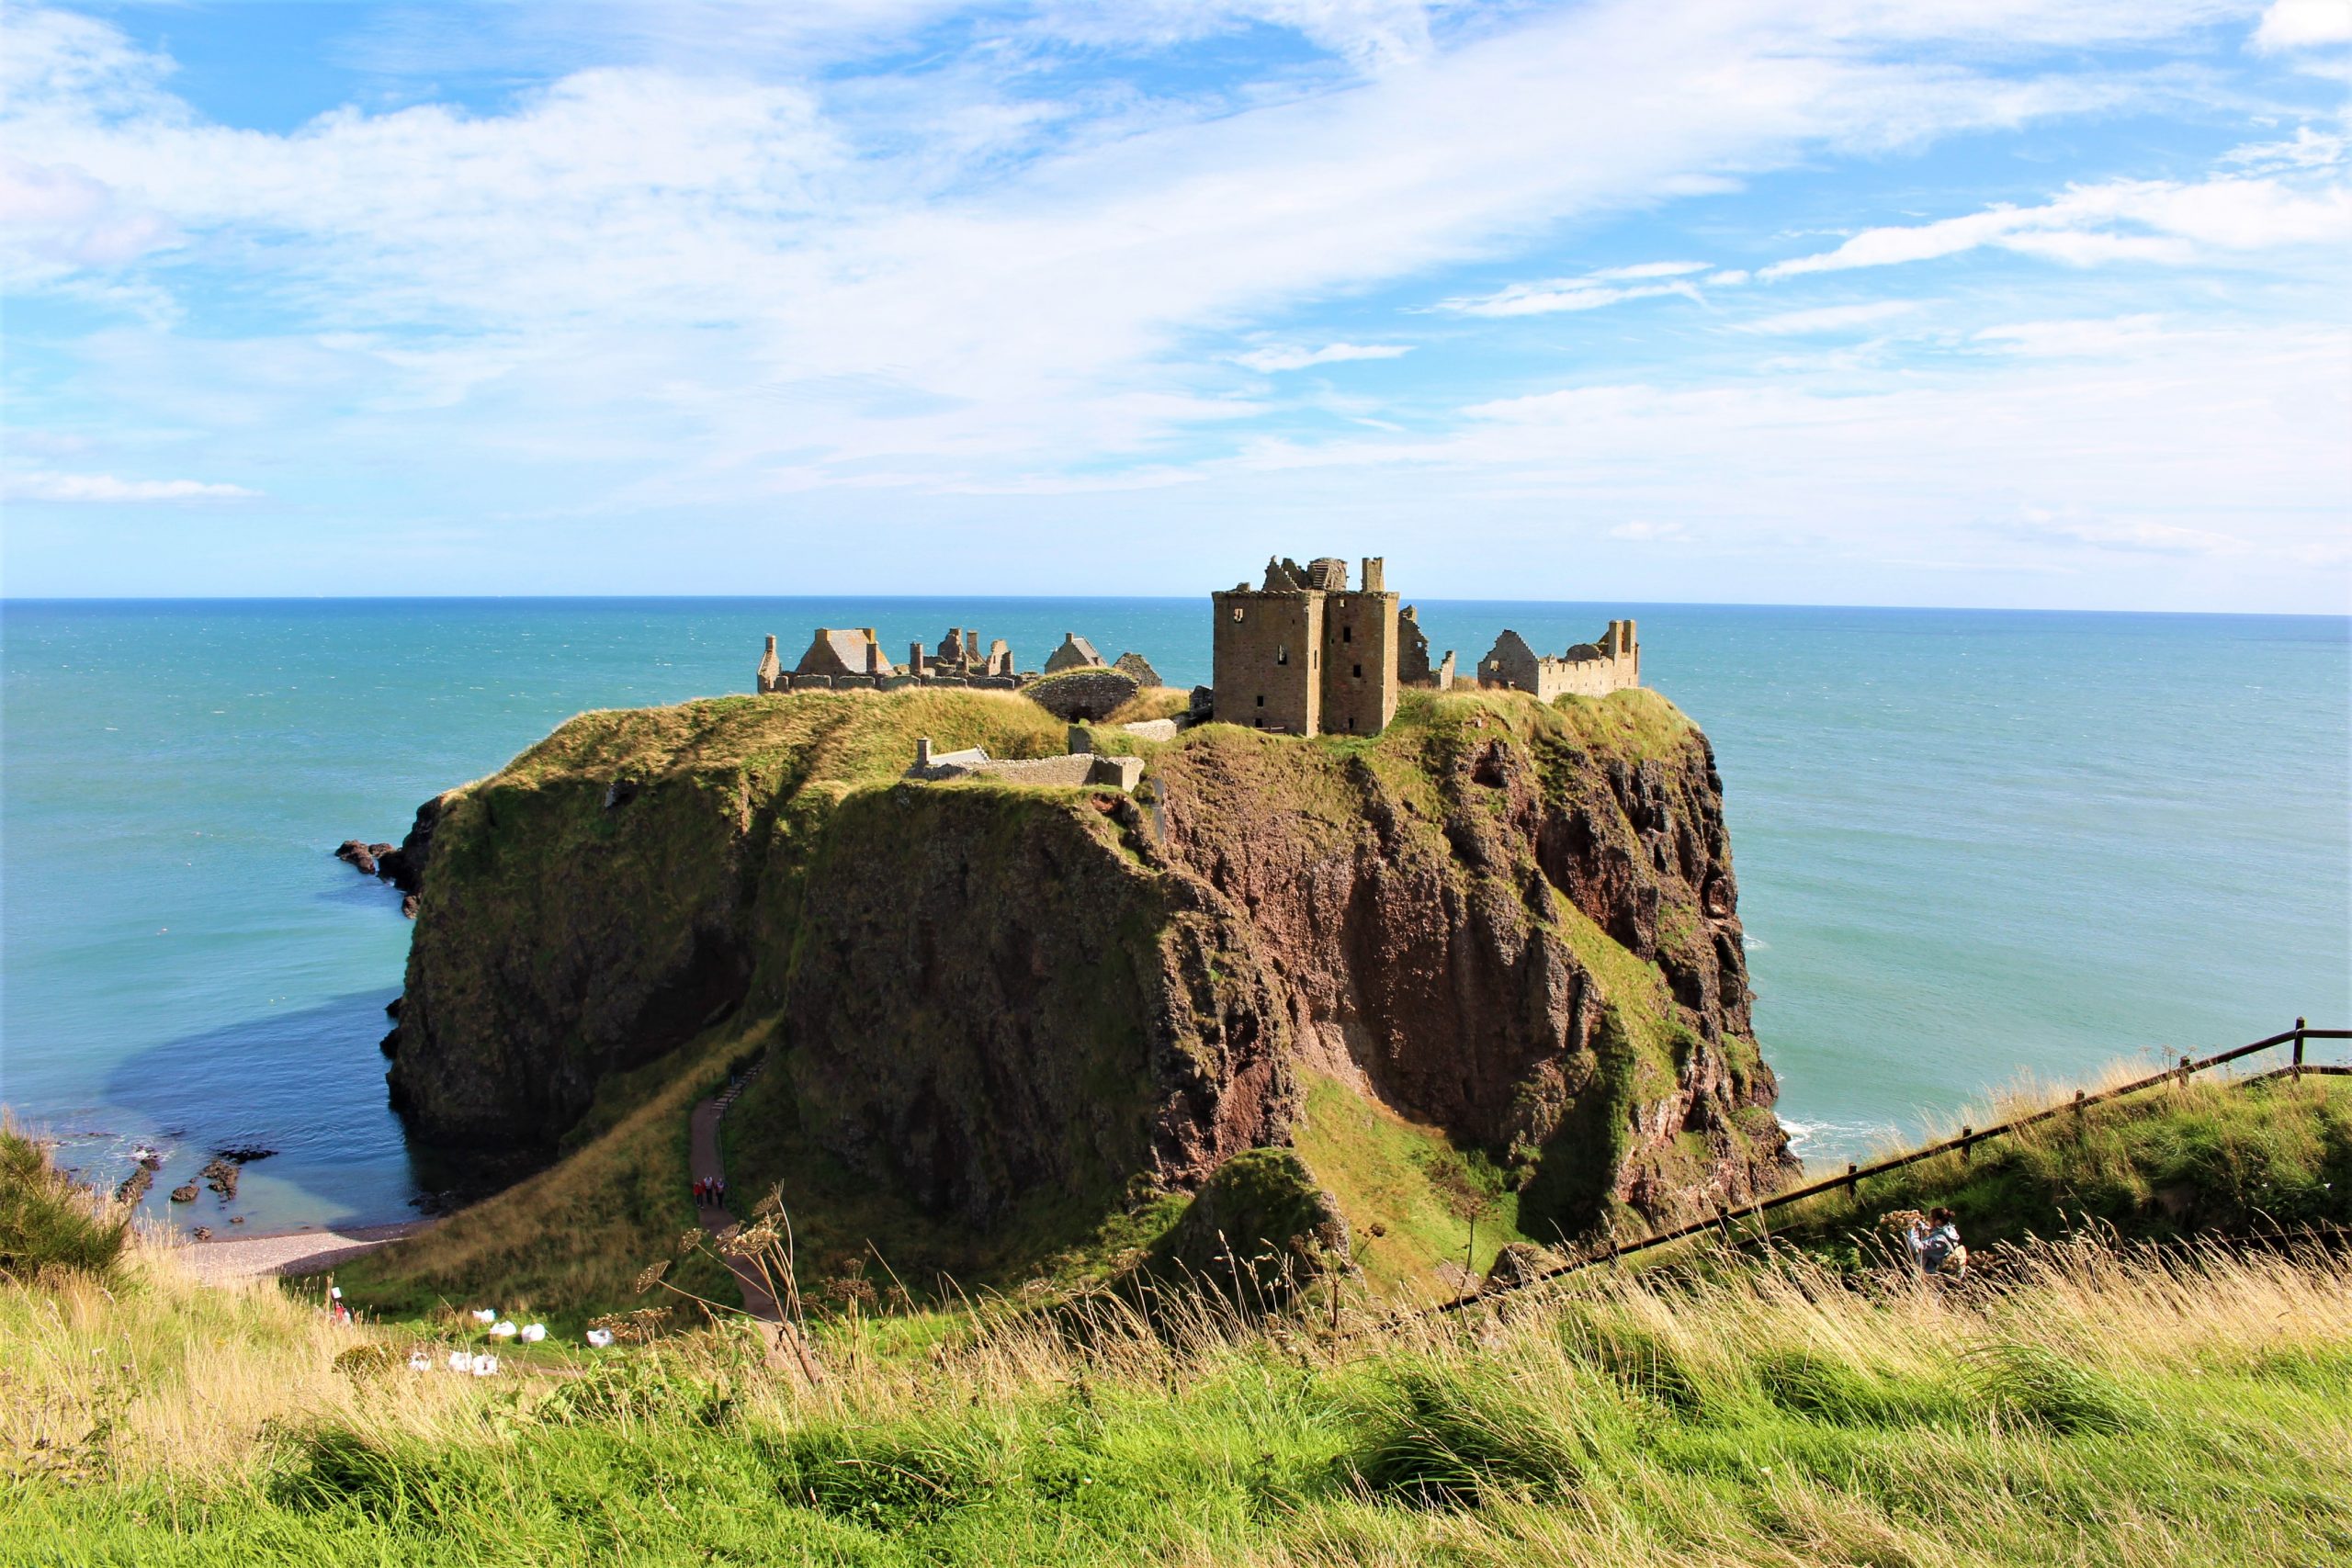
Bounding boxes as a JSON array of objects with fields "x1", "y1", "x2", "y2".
[
  {"x1": 1211, "y1": 555, "x2": 1402, "y2": 737},
  {"x1": 1475, "y1": 622, "x2": 1640, "y2": 700}
]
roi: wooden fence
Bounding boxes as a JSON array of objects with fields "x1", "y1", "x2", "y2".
[{"x1": 1437, "y1": 1017, "x2": 2348, "y2": 1311}]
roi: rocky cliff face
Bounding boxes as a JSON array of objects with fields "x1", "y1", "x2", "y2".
[
  {"x1": 1152, "y1": 701, "x2": 1788, "y2": 1235},
  {"x1": 384, "y1": 685, "x2": 1792, "y2": 1271}
]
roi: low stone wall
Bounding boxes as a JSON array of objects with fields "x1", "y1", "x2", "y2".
[{"x1": 1023, "y1": 667, "x2": 1141, "y2": 720}]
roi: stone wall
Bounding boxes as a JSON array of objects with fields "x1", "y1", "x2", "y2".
[
  {"x1": 1397, "y1": 606, "x2": 1453, "y2": 690},
  {"x1": 1023, "y1": 667, "x2": 1141, "y2": 721}
]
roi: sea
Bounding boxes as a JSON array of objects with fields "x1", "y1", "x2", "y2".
[{"x1": 3, "y1": 598, "x2": 2346, "y2": 1233}]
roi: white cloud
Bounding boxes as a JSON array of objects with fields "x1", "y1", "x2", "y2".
[
  {"x1": 2253, "y1": 0, "x2": 2352, "y2": 51},
  {"x1": 1440, "y1": 277, "x2": 1703, "y2": 317},
  {"x1": 1587, "y1": 260, "x2": 1712, "y2": 280},
  {"x1": 1608, "y1": 519, "x2": 1688, "y2": 540},
  {"x1": 4, "y1": 470, "x2": 260, "y2": 502},
  {"x1": 2224, "y1": 125, "x2": 2346, "y2": 170},
  {"x1": 2007, "y1": 504, "x2": 2250, "y2": 556},
  {"x1": 1233, "y1": 341, "x2": 1413, "y2": 372},
  {"x1": 1216, "y1": 317, "x2": 2348, "y2": 586},
  {"x1": 1973, "y1": 314, "x2": 2172, "y2": 355},
  {"x1": 1761, "y1": 172, "x2": 2351, "y2": 278},
  {"x1": 1736, "y1": 299, "x2": 1921, "y2": 333}
]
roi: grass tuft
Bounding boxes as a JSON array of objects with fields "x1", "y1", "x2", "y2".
[{"x1": 0, "y1": 1120, "x2": 129, "y2": 1283}]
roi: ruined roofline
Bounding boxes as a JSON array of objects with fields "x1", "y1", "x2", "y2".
[{"x1": 1219, "y1": 552, "x2": 1394, "y2": 601}]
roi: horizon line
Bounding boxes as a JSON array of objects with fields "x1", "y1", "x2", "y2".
[{"x1": 2, "y1": 593, "x2": 2348, "y2": 623}]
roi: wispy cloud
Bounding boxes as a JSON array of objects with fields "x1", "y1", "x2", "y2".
[
  {"x1": 1760, "y1": 173, "x2": 2350, "y2": 278},
  {"x1": 1736, "y1": 299, "x2": 1921, "y2": 333},
  {"x1": 4, "y1": 470, "x2": 259, "y2": 502},
  {"x1": 1439, "y1": 276, "x2": 1703, "y2": 318},
  {"x1": 1232, "y1": 342, "x2": 1412, "y2": 372}
]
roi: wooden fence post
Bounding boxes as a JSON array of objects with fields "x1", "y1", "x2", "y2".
[
  {"x1": 2178, "y1": 1054, "x2": 2192, "y2": 1088},
  {"x1": 1959, "y1": 1127, "x2": 1973, "y2": 1165},
  {"x1": 1844, "y1": 1163, "x2": 1859, "y2": 1200},
  {"x1": 2294, "y1": 1017, "x2": 2307, "y2": 1078}
]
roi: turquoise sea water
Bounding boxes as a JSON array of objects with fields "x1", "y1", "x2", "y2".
[{"x1": 3, "y1": 599, "x2": 2346, "y2": 1231}]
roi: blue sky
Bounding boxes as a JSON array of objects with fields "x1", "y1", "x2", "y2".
[{"x1": 3, "y1": 0, "x2": 2346, "y2": 609}]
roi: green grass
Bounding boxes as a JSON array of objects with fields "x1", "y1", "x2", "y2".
[
  {"x1": 1293, "y1": 1073, "x2": 1536, "y2": 1298},
  {"x1": 0, "y1": 1121, "x2": 128, "y2": 1282},
  {"x1": 1727, "y1": 1071, "x2": 2352, "y2": 1269},
  {"x1": 7, "y1": 1225, "x2": 2348, "y2": 1564}
]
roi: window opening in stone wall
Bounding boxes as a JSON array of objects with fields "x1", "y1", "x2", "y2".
[
  {"x1": 1256, "y1": 694, "x2": 1264, "y2": 706},
  {"x1": 1276, "y1": 646, "x2": 1288, "y2": 665},
  {"x1": 1232, "y1": 607, "x2": 1245, "y2": 622},
  {"x1": 1353, "y1": 663, "x2": 1363, "y2": 678},
  {"x1": 1341, "y1": 625, "x2": 1351, "y2": 642}
]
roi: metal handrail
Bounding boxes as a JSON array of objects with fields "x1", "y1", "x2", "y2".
[{"x1": 1436, "y1": 1018, "x2": 2347, "y2": 1311}]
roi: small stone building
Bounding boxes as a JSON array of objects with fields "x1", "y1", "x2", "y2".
[
  {"x1": 1211, "y1": 555, "x2": 1399, "y2": 737},
  {"x1": 1476, "y1": 622, "x2": 1639, "y2": 700},
  {"x1": 795, "y1": 626, "x2": 894, "y2": 681},
  {"x1": 1044, "y1": 633, "x2": 1104, "y2": 673}
]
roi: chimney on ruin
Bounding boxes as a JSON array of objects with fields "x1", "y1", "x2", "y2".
[
  {"x1": 965, "y1": 629, "x2": 980, "y2": 661},
  {"x1": 915, "y1": 737, "x2": 933, "y2": 767},
  {"x1": 909, "y1": 640, "x2": 926, "y2": 677},
  {"x1": 1362, "y1": 557, "x2": 1385, "y2": 592}
]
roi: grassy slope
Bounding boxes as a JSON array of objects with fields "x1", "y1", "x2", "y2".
[
  {"x1": 1293, "y1": 1073, "x2": 1536, "y2": 1298},
  {"x1": 1754, "y1": 1071, "x2": 2352, "y2": 1263},
  {"x1": 7, "y1": 1226, "x2": 2348, "y2": 1564},
  {"x1": 1, "y1": 1122, "x2": 129, "y2": 1282}
]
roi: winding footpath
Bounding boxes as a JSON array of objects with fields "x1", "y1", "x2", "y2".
[{"x1": 687, "y1": 1078, "x2": 778, "y2": 1323}]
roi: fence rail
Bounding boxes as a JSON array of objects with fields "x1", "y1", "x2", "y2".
[{"x1": 1438, "y1": 1017, "x2": 2348, "y2": 1311}]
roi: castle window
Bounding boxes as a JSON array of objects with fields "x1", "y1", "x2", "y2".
[
  {"x1": 1232, "y1": 608, "x2": 1245, "y2": 623},
  {"x1": 1352, "y1": 663, "x2": 1363, "y2": 679},
  {"x1": 1341, "y1": 626, "x2": 1352, "y2": 643},
  {"x1": 1276, "y1": 645, "x2": 1288, "y2": 665},
  {"x1": 1255, "y1": 694, "x2": 1264, "y2": 707}
]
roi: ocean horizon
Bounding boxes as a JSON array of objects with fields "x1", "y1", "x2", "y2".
[{"x1": 5, "y1": 595, "x2": 2346, "y2": 1233}]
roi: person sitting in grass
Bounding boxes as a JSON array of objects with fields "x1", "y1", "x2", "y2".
[{"x1": 1906, "y1": 1207, "x2": 1967, "y2": 1276}]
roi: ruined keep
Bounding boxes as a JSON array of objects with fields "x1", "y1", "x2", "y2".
[
  {"x1": 1476, "y1": 622, "x2": 1640, "y2": 700},
  {"x1": 1211, "y1": 555, "x2": 1401, "y2": 737}
]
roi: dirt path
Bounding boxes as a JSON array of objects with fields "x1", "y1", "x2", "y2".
[
  {"x1": 168, "y1": 1220, "x2": 435, "y2": 1286},
  {"x1": 689, "y1": 1089, "x2": 779, "y2": 1323}
]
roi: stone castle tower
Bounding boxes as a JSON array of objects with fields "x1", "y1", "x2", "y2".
[{"x1": 1211, "y1": 555, "x2": 1399, "y2": 737}]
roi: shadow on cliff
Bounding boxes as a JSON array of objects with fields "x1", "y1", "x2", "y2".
[{"x1": 101, "y1": 990, "x2": 503, "y2": 1226}]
